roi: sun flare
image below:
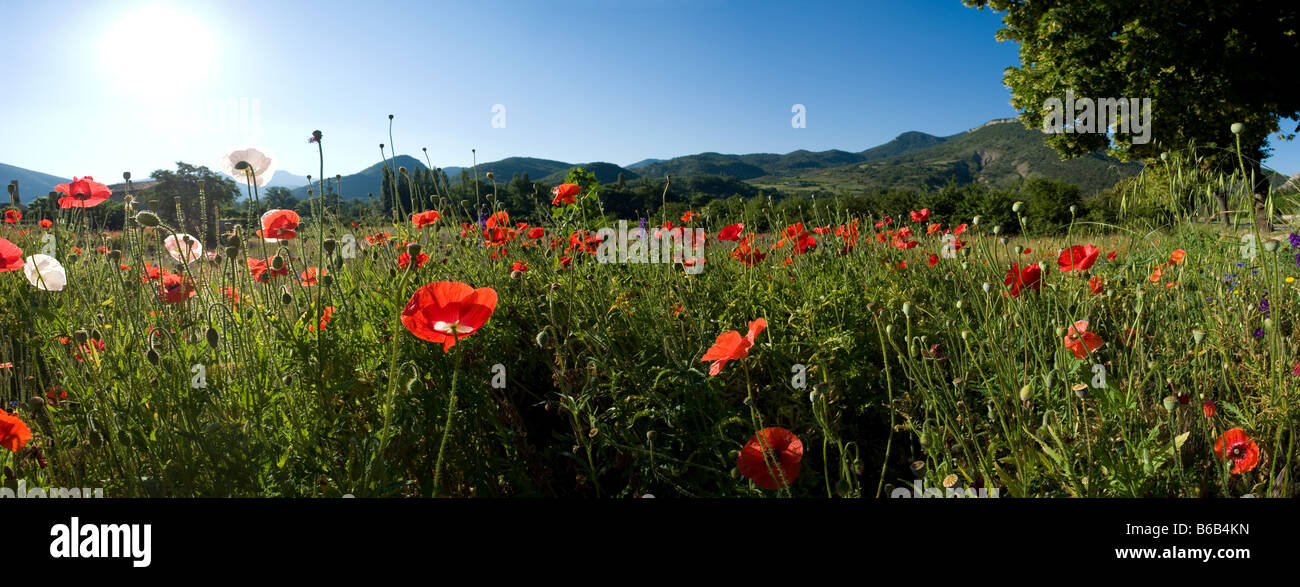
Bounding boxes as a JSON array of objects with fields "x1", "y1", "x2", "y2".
[{"x1": 100, "y1": 4, "x2": 216, "y2": 96}]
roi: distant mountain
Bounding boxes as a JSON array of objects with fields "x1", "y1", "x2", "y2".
[
  {"x1": 290, "y1": 154, "x2": 427, "y2": 200},
  {"x1": 539, "y1": 162, "x2": 638, "y2": 185},
  {"x1": 264, "y1": 170, "x2": 310, "y2": 190},
  {"x1": 626, "y1": 158, "x2": 664, "y2": 169},
  {"x1": 1, "y1": 163, "x2": 69, "y2": 203},
  {"x1": 765, "y1": 120, "x2": 1146, "y2": 195}
]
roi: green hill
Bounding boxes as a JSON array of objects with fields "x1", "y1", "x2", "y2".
[{"x1": 1, "y1": 162, "x2": 70, "y2": 204}]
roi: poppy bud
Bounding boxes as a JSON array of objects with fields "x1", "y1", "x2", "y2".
[
  {"x1": 993, "y1": 226, "x2": 1002, "y2": 235},
  {"x1": 206, "y1": 327, "x2": 219, "y2": 347},
  {"x1": 1044, "y1": 372, "x2": 1055, "y2": 389},
  {"x1": 1162, "y1": 396, "x2": 1178, "y2": 412},
  {"x1": 90, "y1": 329, "x2": 102, "y2": 341},
  {"x1": 1069, "y1": 205, "x2": 1078, "y2": 215},
  {"x1": 486, "y1": 172, "x2": 495, "y2": 180},
  {"x1": 406, "y1": 243, "x2": 422, "y2": 257},
  {"x1": 1264, "y1": 318, "x2": 1273, "y2": 330},
  {"x1": 1014, "y1": 245, "x2": 1023, "y2": 255},
  {"x1": 313, "y1": 130, "x2": 323, "y2": 142},
  {"x1": 1055, "y1": 326, "x2": 1066, "y2": 337},
  {"x1": 1012, "y1": 201, "x2": 1024, "y2": 213},
  {"x1": 550, "y1": 282, "x2": 562, "y2": 291},
  {"x1": 224, "y1": 246, "x2": 238, "y2": 258},
  {"x1": 1264, "y1": 240, "x2": 1279, "y2": 253},
  {"x1": 281, "y1": 292, "x2": 294, "y2": 305},
  {"x1": 982, "y1": 282, "x2": 993, "y2": 294},
  {"x1": 135, "y1": 211, "x2": 161, "y2": 227},
  {"x1": 1160, "y1": 152, "x2": 1169, "y2": 161},
  {"x1": 972, "y1": 216, "x2": 981, "y2": 225},
  {"x1": 405, "y1": 377, "x2": 423, "y2": 394},
  {"x1": 646, "y1": 430, "x2": 656, "y2": 441},
  {"x1": 272, "y1": 254, "x2": 286, "y2": 270},
  {"x1": 146, "y1": 348, "x2": 160, "y2": 365},
  {"x1": 282, "y1": 374, "x2": 294, "y2": 386},
  {"x1": 1231, "y1": 122, "x2": 1244, "y2": 135},
  {"x1": 323, "y1": 238, "x2": 337, "y2": 254},
  {"x1": 1019, "y1": 384, "x2": 1032, "y2": 402},
  {"x1": 322, "y1": 275, "x2": 334, "y2": 287},
  {"x1": 1021, "y1": 217, "x2": 1030, "y2": 227},
  {"x1": 885, "y1": 325, "x2": 894, "y2": 337},
  {"x1": 901, "y1": 302, "x2": 912, "y2": 317}
]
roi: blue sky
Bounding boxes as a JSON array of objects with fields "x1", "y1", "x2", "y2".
[{"x1": 0, "y1": 0, "x2": 1296, "y2": 181}]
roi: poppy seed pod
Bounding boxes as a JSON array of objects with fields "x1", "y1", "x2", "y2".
[
  {"x1": 108, "y1": 249, "x2": 122, "y2": 262},
  {"x1": 910, "y1": 461, "x2": 926, "y2": 478},
  {"x1": 321, "y1": 274, "x2": 334, "y2": 288},
  {"x1": 1192, "y1": 329, "x2": 1205, "y2": 344},
  {"x1": 135, "y1": 211, "x2": 160, "y2": 227},
  {"x1": 206, "y1": 327, "x2": 219, "y2": 347},
  {"x1": 323, "y1": 238, "x2": 337, "y2": 254},
  {"x1": 1014, "y1": 245, "x2": 1024, "y2": 255},
  {"x1": 510, "y1": 270, "x2": 524, "y2": 280},
  {"x1": 1072, "y1": 383, "x2": 1090, "y2": 399},
  {"x1": 224, "y1": 246, "x2": 237, "y2": 258},
  {"x1": 73, "y1": 329, "x2": 89, "y2": 344},
  {"x1": 486, "y1": 172, "x2": 495, "y2": 180},
  {"x1": 281, "y1": 292, "x2": 293, "y2": 305},
  {"x1": 1162, "y1": 396, "x2": 1178, "y2": 412},
  {"x1": 123, "y1": 171, "x2": 132, "y2": 181},
  {"x1": 28, "y1": 396, "x2": 45, "y2": 411},
  {"x1": 406, "y1": 243, "x2": 422, "y2": 257},
  {"x1": 146, "y1": 348, "x2": 160, "y2": 365},
  {"x1": 1231, "y1": 122, "x2": 1244, "y2": 135},
  {"x1": 272, "y1": 254, "x2": 286, "y2": 270}
]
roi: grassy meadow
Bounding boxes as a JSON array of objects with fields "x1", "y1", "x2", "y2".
[{"x1": 1, "y1": 152, "x2": 1298, "y2": 498}]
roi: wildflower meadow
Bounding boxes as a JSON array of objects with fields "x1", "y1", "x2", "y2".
[{"x1": 1, "y1": 127, "x2": 1296, "y2": 499}]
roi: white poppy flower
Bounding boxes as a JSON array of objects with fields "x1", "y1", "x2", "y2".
[
  {"x1": 164, "y1": 233, "x2": 203, "y2": 264},
  {"x1": 221, "y1": 147, "x2": 276, "y2": 187},
  {"x1": 24, "y1": 254, "x2": 66, "y2": 291}
]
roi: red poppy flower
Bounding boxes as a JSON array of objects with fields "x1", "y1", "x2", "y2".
[
  {"x1": 247, "y1": 257, "x2": 290, "y2": 283},
  {"x1": 0, "y1": 409, "x2": 32, "y2": 453},
  {"x1": 140, "y1": 261, "x2": 168, "y2": 282},
  {"x1": 1169, "y1": 249, "x2": 1186, "y2": 265},
  {"x1": 701, "y1": 318, "x2": 766, "y2": 376},
  {"x1": 873, "y1": 216, "x2": 893, "y2": 228},
  {"x1": 551, "y1": 183, "x2": 580, "y2": 206},
  {"x1": 398, "y1": 251, "x2": 429, "y2": 269},
  {"x1": 952, "y1": 223, "x2": 968, "y2": 235},
  {"x1": 159, "y1": 273, "x2": 196, "y2": 303},
  {"x1": 1088, "y1": 275, "x2": 1104, "y2": 294},
  {"x1": 308, "y1": 306, "x2": 336, "y2": 332},
  {"x1": 39, "y1": 219, "x2": 52, "y2": 229},
  {"x1": 222, "y1": 286, "x2": 242, "y2": 307},
  {"x1": 511, "y1": 261, "x2": 528, "y2": 273},
  {"x1": 1004, "y1": 263, "x2": 1042, "y2": 297},
  {"x1": 3, "y1": 209, "x2": 19, "y2": 223},
  {"x1": 365, "y1": 232, "x2": 392, "y2": 246},
  {"x1": 926, "y1": 223, "x2": 942, "y2": 236},
  {"x1": 299, "y1": 267, "x2": 324, "y2": 286},
  {"x1": 927, "y1": 254, "x2": 939, "y2": 267},
  {"x1": 1063, "y1": 320, "x2": 1103, "y2": 359},
  {"x1": 54, "y1": 176, "x2": 112, "y2": 208},
  {"x1": 681, "y1": 211, "x2": 698, "y2": 222},
  {"x1": 72, "y1": 338, "x2": 106, "y2": 363},
  {"x1": 737, "y1": 427, "x2": 803, "y2": 490},
  {"x1": 1202, "y1": 400, "x2": 1217, "y2": 418},
  {"x1": 1214, "y1": 428, "x2": 1260, "y2": 474},
  {"x1": 401, "y1": 281, "x2": 498, "y2": 352},
  {"x1": 909, "y1": 208, "x2": 930, "y2": 223},
  {"x1": 412, "y1": 210, "x2": 441, "y2": 228},
  {"x1": 526, "y1": 227, "x2": 546, "y2": 239},
  {"x1": 1106, "y1": 251, "x2": 1118, "y2": 261},
  {"x1": 1148, "y1": 267, "x2": 1163, "y2": 283},
  {"x1": 257, "y1": 209, "x2": 300, "y2": 240},
  {"x1": 559, "y1": 255, "x2": 572, "y2": 268},
  {"x1": 1057, "y1": 244, "x2": 1100, "y2": 272},
  {"x1": 0, "y1": 238, "x2": 22, "y2": 272}
]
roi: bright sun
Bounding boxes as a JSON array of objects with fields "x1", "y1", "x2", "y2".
[{"x1": 101, "y1": 4, "x2": 217, "y2": 96}]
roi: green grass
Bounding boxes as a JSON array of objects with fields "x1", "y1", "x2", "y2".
[{"x1": 1, "y1": 161, "x2": 1297, "y2": 498}]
